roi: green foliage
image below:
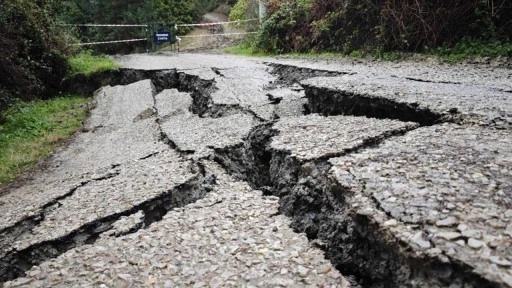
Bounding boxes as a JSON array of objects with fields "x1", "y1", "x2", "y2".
[
  {"x1": 0, "y1": 95, "x2": 88, "y2": 185},
  {"x1": 228, "y1": 0, "x2": 259, "y2": 29},
  {"x1": 256, "y1": 0, "x2": 512, "y2": 57},
  {"x1": 58, "y1": 0, "x2": 227, "y2": 54},
  {"x1": 256, "y1": 0, "x2": 313, "y2": 53},
  {"x1": 229, "y1": 0, "x2": 248, "y2": 21},
  {"x1": 0, "y1": 0, "x2": 71, "y2": 112},
  {"x1": 225, "y1": 42, "x2": 267, "y2": 56},
  {"x1": 68, "y1": 51, "x2": 120, "y2": 76},
  {"x1": 348, "y1": 50, "x2": 363, "y2": 58},
  {"x1": 432, "y1": 38, "x2": 512, "y2": 62}
]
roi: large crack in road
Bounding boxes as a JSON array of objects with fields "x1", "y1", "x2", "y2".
[{"x1": 1, "y1": 53, "x2": 511, "y2": 287}]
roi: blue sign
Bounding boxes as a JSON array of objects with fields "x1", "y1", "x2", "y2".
[{"x1": 154, "y1": 32, "x2": 171, "y2": 44}]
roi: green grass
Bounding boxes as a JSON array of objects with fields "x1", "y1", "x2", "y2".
[
  {"x1": 68, "y1": 51, "x2": 120, "y2": 76},
  {"x1": 225, "y1": 44, "x2": 347, "y2": 58},
  {"x1": 432, "y1": 39, "x2": 512, "y2": 62},
  {"x1": 0, "y1": 95, "x2": 89, "y2": 185},
  {"x1": 282, "y1": 51, "x2": 342, "y2": 59},
  {"x1": 225, "y1": 43, "x2": 269, "y2": 57}
]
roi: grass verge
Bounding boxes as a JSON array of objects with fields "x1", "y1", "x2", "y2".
[
  {"x1": 431, "y1": 39, "x2": 512, "y2": 62},
  {"x1": 0, "y1": 95, "x2": 89, "y2": 186},
  {"x1": 68, "y1": 51, "x2": 120, "y2": 76},
  {"x1": 226, "y1": 37, "x2": 512, "y2": 63},
  {"x1": 225, "y1": 43, "x2": 269, "y2": 57}
]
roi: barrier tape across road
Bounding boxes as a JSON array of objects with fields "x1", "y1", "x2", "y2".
[
  {"x1": 72, "y1": 38, "x2": 147, "y2": 46},
  {"x1": 61, "y1": 24, "x2": 147, "y2": 27},
  {"x1": 63, "y1": 19, "x2": 260, "y2": 45},
  {"x1": 179, "y1": 32, "x2": 258, "y2": 38},
  {"x1": 61, "y1": 19, "x2": 259, "y2": 28},
  {"x1": 176, "y1": 18, "x2": 259, "y2": 27}
]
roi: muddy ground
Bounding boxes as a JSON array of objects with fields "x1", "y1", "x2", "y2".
[{"x1": 0, "y1": 53, "x2": 511, "y2": 288}]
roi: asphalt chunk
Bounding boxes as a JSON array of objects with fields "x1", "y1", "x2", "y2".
[
  {"x1": 3, "y1": 162, "x2": 348, "y2": 288},
  {"x1": 160, "y1": 113, "x2": 257, "y2": 157},
  {"x1": 270, "y1": 114, "x2": 419, "y2": 161},
  {"x1": 329, "y1": 124, "x2": 512, "y2": 287},
  {"x1": 154, "y1": 89, "x2": 193, "y2": 119},
  {"x1": 302, "y1": 75, "x2": 512, "y2": 128}
]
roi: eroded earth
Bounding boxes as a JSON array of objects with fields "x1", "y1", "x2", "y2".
[{"x1": 1, "y1": 53, "x2": 511, "y2": 287}]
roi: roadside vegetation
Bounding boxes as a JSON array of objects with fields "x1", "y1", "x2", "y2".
[
  {"x1": 224, "y1": 41, "x2": 268, "y2": 56},
  {"x1": 0, "y1": 1, "x2": 120, "y2": 186},
  {"x1": 68, "y1": 51, "x2": 119, "y2": 76},
  {"x1": 0, "y1": 50, "x2": 117, "y2": 186},
  {"x1": 228, "y1": 0, "x2": 512, "y2": 61},
  {"x1": 0, "y1": 96, "x2": 89, "y2": 185}
]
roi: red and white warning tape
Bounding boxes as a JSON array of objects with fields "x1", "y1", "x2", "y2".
[
  {"x1": 64, "y1": 19, "x2": 259, "y2": 45},
  {"x1": 177, "y1": 18, "x2": 259, "y2": 27},
  {"x1": 179, "y1": 32, "x2": 258, "y2": 38},
  {"x1": 60, "y1": 23, "x2": 147, "y2": 27},
  {"x1": 61, "y1": 19, "x2": 259, "y2": 28},
  {"x1": 72, "y1": 38, "x2": 147, "y2": 46}
]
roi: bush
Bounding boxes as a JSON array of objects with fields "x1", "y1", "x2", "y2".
[
  {"x1": 0, "y1": 0, "x2": 71, "y2": 114},
  {"x1": 229, "y1": 0, "x2": 248, "y2": 20},
  {"x1": 256, "y1": 0, "x2": 512, "y2": 55},
  {"x1": 229, "y1": 0, "x2": 259, "y2": 21},
  {"x1": 256, "y1": 0, "x2": 313, "y2": 53}
]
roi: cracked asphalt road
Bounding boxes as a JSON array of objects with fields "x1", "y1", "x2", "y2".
[{"x1": 1, "y1": 53, "x2": 511, "y2": 287}]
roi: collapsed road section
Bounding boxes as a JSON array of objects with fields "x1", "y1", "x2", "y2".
[{"x1": 1, "y1": 53, "x2": 511, "y2": 287}]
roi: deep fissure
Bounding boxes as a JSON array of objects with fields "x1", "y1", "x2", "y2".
[
  {"x1": 212, "y1": 120, "x2": 495, "y2": 287},
  {"x1": 303, "y1": 85, "x2": 446, "y2": 126},
  {"x1": 266, "y1": 63, "x2": 349, "y2": 87},
  {"x1": 0, "y1": 165, "x2": 213, "y2": 283},
  {"x1": 4, "y1": 64, "x2": 492, "y2": 286},
  {"x1": 0, "y1": 70, "x2": 226, "y2": 283},
  {"x1": 269, "y1": 63, "x2": 457, "y2": 126},
  {"x1": 210, "y1": 62, "x2": 496, "y2": 288}
]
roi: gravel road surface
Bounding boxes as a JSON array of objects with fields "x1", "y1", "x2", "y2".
[{"x1": 1, "y1": 53, "x2": 511, "y2": 287}]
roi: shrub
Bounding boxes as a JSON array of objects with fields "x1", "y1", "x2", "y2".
[
  {"x1": 0, "y1": 0, "x2": 71, "y2": 114},
  {"x1": 256, "y1": 0, "x2": 512, "y2": 55}
]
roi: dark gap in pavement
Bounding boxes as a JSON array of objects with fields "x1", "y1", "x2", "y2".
[
  {"x1": 212, "y1": 122, "x2": 494, "y2": 288},
  {"x1": 405, "y1": 77, "x2": 462, "y2": 85},
  {"x1": 303, "y1": 85, "x2": 445, "y2": 126},
  {"x1": 265, "y1": 63, "x2": 349, "y2": 88},
  {"x1": 0, "y1": 166, "x2": 213, "y2": 283},
  {"x1": 158, "y1": 131, "x2": 195, "y2": 155},
  {"x1": 211, "y1": 67, "x2": 226, "y2": 78},
  {"x1": 266, "y1": 63, "x2": 453, "y2": 126},
  {"x1": 0, "y1": 172, "x2": 120, "y2": 265}
]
